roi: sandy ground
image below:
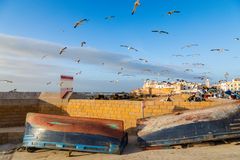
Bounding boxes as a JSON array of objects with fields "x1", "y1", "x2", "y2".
[{"x1": 0, "y1": 136, "x2": 238, "y2": 160}]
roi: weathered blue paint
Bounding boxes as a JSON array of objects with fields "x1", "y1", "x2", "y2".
[{"x1": 23, "y1": 123, "x2": 128, "y2": 154}]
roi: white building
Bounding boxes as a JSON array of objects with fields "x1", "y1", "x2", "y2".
[{"x1": 218, "y1": 78, "x2": 240, "y2": 92}]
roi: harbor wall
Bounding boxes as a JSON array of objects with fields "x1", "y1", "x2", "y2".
[{"x1": 0, "y1": 92, "x2": 228, "y2": 130}]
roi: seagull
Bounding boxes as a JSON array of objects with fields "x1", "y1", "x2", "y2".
[
  {"x1": 192, "y1": 63, "x2": 204, "y2": 67},
  {"x1": 109, "y1": 80, "x2": 119, "y2": 83},
  {"x1": 76, "y1": 71, "x2": 82, "y2": 75},
  {"x1": 81, "y1": 41, "x2": 86, "y2": 47},
  {"x1": 59, "y1": 82, "x2": 64, "y2": 87},
  {"x1": 186, "y1": 53, "x2": 200, "y2": 57},
  {"x1": 210, "y1": 48, "x2": 229, "y2": 53},
  {"x1": 234, "y1": 38, "x2": 240, "y2": 41},
  {"x1": 46, "y1": 81, "x2": 52, "y2": 85},
  {"x1": 41, "y1": 55, "x2": 48, "y2": 60},
  {"x1": 73, "y1": 19, "x2": 89, "y2": 28},
  {"x1": 75, "y1": 58, "x2": 81, "y2": 63},
  {"x1": 172, "y1": 54, "x2": 184, "y2": 57},
  {"x1": 143, "y1": 69, "x2": 151, "y2": 72},
  {"x1": 194, "y1": 76, "x2": 205, "y2": 80},
  {"x1": 139, "y1": 58, "x2": 148, "y2": 63},
  {"x1": 102, "y1": 62, "x2": 105, "y2": 65},
  {"x1": 167, "y1": 10, "x2": 181, "y2": 15},
  {"x1": 120, "y1": 45, "x2": 138, "y2": 52},
  {"x1": 184, "y1": 69, "x2": 193, "y2": 72},
  {"x1": 9, "y1": 88, "x2": 17, "y2": 92},
  {"x1": 120, "y1": 67, "x2": 124, "y2": 70},
  {"x1": 122, "y1": 74, "x2": 135, "y2": 77},
  {"x1": 181, "y1": 44, "x2": 199, "y2": 49},
  {"x1": 152, "y1": 30, "x2": 169, "y2": 34},
  {"x1": 117, "y1": 72, "x2": 122, "y2": 75},
  {"x1": 105, "y1": 16, "x2": 115, "y2": 20},
  {"x1": 132, "y1": 0, "x2": 140, "y2": 15},
  {"x1": 59, "y1": 47, "x2": 67, "y2": 55},
  {"x1": 0, "y1": 80, "x2": 13, "y2": 83}
]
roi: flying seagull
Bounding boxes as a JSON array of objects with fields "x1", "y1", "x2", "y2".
[
  {"x1": 73, "y1": 19, "x2": 89, "y2": 28},
  {"x1": 210, "y1": 48, "x2": 229, "y2": 53},
  {"x1": 234, "y1": 38, "x2": 240, "y2": 41},
  {"x1": 41, "y1": 55, "x2": 48, "y2": 60},
  {"x1": 152, "y1": 30, "x2": 169, "y2": 34},
  {"x1": 120, "y1": 45, "x2": 138, "y2": 52},
  {"x1": 59, "y1": 82, "x2": 64, "y2": 87},
  {"x1": 192, "y1": 63, "x2": 205, "y2": 67},
  {"x1": 184, "y1": 69, "x2": 193, "y2": 72},
  {"x1": 186, "y1": 53, "x2": 200, "y2": 57},
  {"x1": 46, "y1": 81, "x2": 52, "y2": 85},
  {"x1": 76, "y1": 71, "x2": 82, "y2": 75},
  {"x1": 167, "y1": 10, "x2": 181, "y2": 15},
  {"x1": 122, "y1": 74, "x2": 135, "y2": 77},
  {"x1": 59, "y1": 47, "x2": 67, "y2": 55},
  {"x1": 117, "y1": 72, "x2": 122, "y2": 75},
  {"x1": 105, "y1": 16, "x2": 115, "y2": 20},
  {"x1": 81, "y1": 41, "x2": 86, "y2": 47},
  {"x1": 109, "y1": 80, "x2": 119, "y2": 84},
  {"x1": 194, "y1": 76, "x2": 205, "y2": 80},
  {"x1": 132, "y1": 0, "x2": 140, "y2": 15},
  {"x1": 181, "y1": 44, "x2": 199, "y2": 49},
  {"x1": 75, "y1": 58, "x2": 81, "y2": 63},
  {"x1": 139, "y1": 58, "x2": 148, "y2": 63},
  {"x1": 172, "y1": 54, "x2": 184, "y2": 57},
  {"x1": 0, "y1": 80, "x2": 13, "y2": 83}
]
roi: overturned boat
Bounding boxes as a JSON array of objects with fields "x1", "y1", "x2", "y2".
[
  {"x1": 137, "y1": 102, "x2": 240, "y2": 148},
  {"x1": 23, "y1": 113, "x2": 128, "y2": 154}
]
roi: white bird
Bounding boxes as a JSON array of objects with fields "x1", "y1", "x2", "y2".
[
  {"x1": 186, "y1": 53, "x2": 200, "y2": 57},
  {"x1": 181, "y1": 44, "x2": 199, "y2": 49},
  {"x1": 109, "y1": 80, "x2": 119, "y2": 84},
  {"x1": 192, "y1": 63, "x2": 204, "y2": 67},
  {"x1": 75, "y1": 58, "x2": 81, "y2": 63},
  {"x1": 41, "y1": 55, "x2": 48, "y2": 59},
  {"x1": 81, "y1": 41, "x2": 86, "y2": 47},
  {"x1": 59, "y1": 47, "x2": 67, "y2": 55},
  {"x1": 132, "y1": 0, "x2": 140, "y2": 15},
  {"x1": 172, "y1": 54, "x2": 184, "y2": 57},
  {"x1": 139, "y1": 58, "x2": 148, "y2": 63},
  {"x1": 152, "y1": 30, "x2": 169, "y2": 34},
  {"x1": 184, "y1": 69, "x2": 193, "y2": 72},
  {"x1": 234, "y1": 38, "x2": 240, "y2": 41},
  {"x1": 105, "y1": 16, "x2": 115, "y2": 20},
  {"x1": 46, "y1": 81, "x2": 52, "y2": 85},
  {"x1": 74, "y1": 19, "x2": 89, "y2": 28},
  {"x1": 120, "y1": 45, "x2": 138, "y2": 52},
  {"x1": 59, "y1": 82, "x2": 64, "y2": 87},
  {"x1": 167, "y1": 10, "x2": 181, "y2": 15},
  {"x1": 0, "y1": 80, "x2": 13, "y2": 83},
  {"x1": 76, "y1": 71, "x2": 82, "y2": 75},
  {"x1": 210, "y1": 48, "x2": 229, "y2": 53}
]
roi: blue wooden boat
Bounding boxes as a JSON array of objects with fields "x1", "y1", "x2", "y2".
[
  {"x1": 137, "y1": 102, "x2": 240, "y2": 148},
  {"x1": 22, "y1": 113, "x2": 128, "y2": 154}
]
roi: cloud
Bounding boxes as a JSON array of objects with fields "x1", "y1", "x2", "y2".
[{"x1": 0, "y1": 33, "x2": 196, "y2": 91}]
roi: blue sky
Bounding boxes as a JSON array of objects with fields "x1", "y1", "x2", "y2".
[{"x1": 0, "y1": 0, "x2": 240, "y2": 92}]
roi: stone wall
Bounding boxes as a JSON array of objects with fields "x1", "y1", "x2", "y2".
[
  {"x1": 0, "y1": 92, "x2": 230, "y2": 130},
  {"x1": 0, "y1": 99, "x2": 39, "y2": 127}
]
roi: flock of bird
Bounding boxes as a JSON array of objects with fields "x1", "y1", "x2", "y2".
[{"x1": 1, "y1": 0, "x2": 239, "y2": 91}]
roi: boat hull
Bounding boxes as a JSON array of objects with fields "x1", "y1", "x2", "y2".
[
  {"x1": 137, "y1": 102, "x2": 240, "y2": 148},
  {"x1": 23, "y1": 113, "x2": 128, "y2": 154}
]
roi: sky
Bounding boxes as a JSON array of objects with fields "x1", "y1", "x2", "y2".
[{"x1": 0, "y1": 0, "x2": 240, "y2": 92}]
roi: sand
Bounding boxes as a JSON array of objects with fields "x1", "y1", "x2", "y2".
[{"x1": 0, "y1": 136, "x2": 238, "y2": 160}]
